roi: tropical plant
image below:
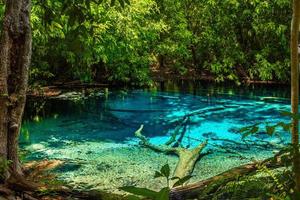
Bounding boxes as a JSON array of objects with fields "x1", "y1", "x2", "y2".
[{"x1": 120, "y1": 164, "x2": 193, "y2": 200}]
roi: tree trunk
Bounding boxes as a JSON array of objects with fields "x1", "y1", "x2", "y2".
[
  {"x1": 290, "y1": 0, "x2": 300, "y2": 194},
  {"x1": 0, "y1": 0, "x2": 32, "y2": 177}
]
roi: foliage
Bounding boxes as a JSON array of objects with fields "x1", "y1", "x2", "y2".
[
  {"x1": 0, "y1": 0, "x2": 293, "y2": 86},
  {"x1": 0, "y1": 157, "x2": 11, "y2": 179},
  {"x1": 206, "y1": 166, "x2": 294, "y2": 200},
  {"x1": 238, "y1": 110, "x2": 292, "y2": 139},
  {"x1": 120, "y1": 163, "x2": 192, "y2": 200},
  {"x1": 28, "y1": 0, "x2": 164, "y2": 85}
]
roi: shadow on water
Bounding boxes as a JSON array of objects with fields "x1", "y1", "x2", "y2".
[
  {"x1": 18, "y1": 80, "x2": 294, "y2": 192},
  {"x1": 21, "y1": 81, "x2": 291, "y2": 146}
]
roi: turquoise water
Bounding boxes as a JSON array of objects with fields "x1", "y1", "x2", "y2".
[{"x1": 20, "y1": 84, "x2": 292, "y2": 193}]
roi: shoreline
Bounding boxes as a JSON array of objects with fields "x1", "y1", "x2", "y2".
[{"x1": 27, "y1": 78, "x2": 290, "y2": 99}]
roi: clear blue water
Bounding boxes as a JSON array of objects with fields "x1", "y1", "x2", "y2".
[{"x1": 20, "y1": 83, "x2": 292, "y2": 192}]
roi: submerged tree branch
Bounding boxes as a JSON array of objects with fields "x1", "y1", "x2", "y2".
[{"x1": 135, "y1": 125, "x2": 208, "y2": 179}]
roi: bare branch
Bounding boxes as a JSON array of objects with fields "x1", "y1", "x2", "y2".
[{"x1": 135, "y1": 125, "x2": 178, "y2": 154}]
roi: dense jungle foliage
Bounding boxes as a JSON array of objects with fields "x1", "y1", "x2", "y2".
[{"x1": 0, "y1": 0, "x2": 292, "y2": 86}]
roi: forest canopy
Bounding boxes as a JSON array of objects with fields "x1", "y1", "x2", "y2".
[{"x1": 0, "y1": 0, "x2": 292, "y2": 86}]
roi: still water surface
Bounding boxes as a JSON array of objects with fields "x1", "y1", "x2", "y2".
[{"x1": 20, "y1": 82, "x2": 291, "y2": 192}]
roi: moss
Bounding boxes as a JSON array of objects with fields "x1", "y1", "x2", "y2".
[
  {"x1": 198, "y1": 167, "x2": 294, "y2": 200},
  {"x1": 0, "y1": 157, "x2": 10, "y2": 180}
]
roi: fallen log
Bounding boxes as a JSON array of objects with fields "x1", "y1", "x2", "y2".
[
  {"x1": 170, "y1": 149, "x2": 291, "y2": 200},
  {"x1": 135, "y1": 125, "x2": 208, "y2": 180}
]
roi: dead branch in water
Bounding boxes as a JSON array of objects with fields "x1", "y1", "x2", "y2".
[{"x1": 135, "y1": 125, "x2": 208, "y2": 180}]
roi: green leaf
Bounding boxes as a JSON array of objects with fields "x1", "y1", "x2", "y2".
[
  {"x1": 280, "y1": 111, "x2": 292, "y2": 117},
  {"x1": 124, "y1": 0, "x2": 130, "y2": 5},
  {"x1": 173, "y1": 175, "x2": 193, "y2": 187},
  {"x1": 170, "y1": 176, "x2": 180, "y2": 180},
  {"x1": 154, "y1": 171, "x2": 163, "y2": 178},
  {"x1": 238, "y1": 126, "x2": 251, "y2": 133},
  {"x1": 266, "y1": 125, "x2": 275, "y2": 135},
  {"x1": 84, "y1": 0, "x2": 90, "y2": 8},
  {"x1": 120, "y1": 186, "x2": 158, "y2": 199},
  {"x1": 126, "y1": 195, "x2": 141, "y2": 200},
  {"x1": 111, "y1": 0, "x2": 116, "y2": 6},
  {"x1": 118, "y1": 0, "x2": 125, "y2": 8},
  {"x1": 250, "y1": 126, "x2": 259, "y2": 134},
  {"x1": 157, "y1": 187, "x2": 170, "y2": 200},
  {"x1": 280, "y1": 111, "x2": 300, "y2": 120},
  {"x1": 160, "y1": 164, "x2": 170, "y2": 178},
  {"x1": 277, "y1": 122, "x2": 291, "y2": 132}
]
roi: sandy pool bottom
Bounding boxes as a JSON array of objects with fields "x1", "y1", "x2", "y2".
[{"x1": 24, "y1": 140, "x2": 275, "y2": 194}]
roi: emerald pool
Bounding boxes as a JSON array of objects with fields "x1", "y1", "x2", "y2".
[{"x1": 20, "y1": 83, "x2": 292, "y2": 193}]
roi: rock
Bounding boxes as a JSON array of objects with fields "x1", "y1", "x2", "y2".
[{"x1": 25, "y1": 144, "x2": 46, "y2": 151}]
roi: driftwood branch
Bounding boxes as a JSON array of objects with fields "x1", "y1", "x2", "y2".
[
  {"x1": 135, "y1": 125, "x2": 208, "y2": 180},
  {"x1": 165, "y1": 116, "x2": 189, "y2": 147},
  {"x1": 135, "y1": 125, "x2": 178, "y2": 154}
]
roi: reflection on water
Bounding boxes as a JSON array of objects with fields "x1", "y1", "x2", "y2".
[{"x1": 20, "y1": 81, "x2": 291, "y2": 192}]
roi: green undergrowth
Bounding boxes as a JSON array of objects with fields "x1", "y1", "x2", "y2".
[{"x1": 198, "y1": 167, "x2": 294, "y2": 200}]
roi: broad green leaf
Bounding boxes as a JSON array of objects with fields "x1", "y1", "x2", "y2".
[
  {"x1": 170, "y1": 176, "x2": 180, "y2": 180},
  {"x1": 277, "y1": 122, "x2": 291, "y2": 132},
  {"x1": 154, "y1": 171, "x2": 163, "y2": 178},
  {"x1": 160, "y1": 164, "x2": 170, "y2": 178},
  {"x1": 157, "y1": 187, "x2": 170, "y2": 200},
  {"x1": 266, "y1": 126, "x2": 275, "y2": 135},
  {"x1": 111, "y1": 0, "x2": 116, "y2": 6},
  {"x1": 238, "y1": 126, "x2": 251, "y2": 133},
  {"x1": 126, "y1": 195, "x2": 141, "y2": 200},
  {"x1": 280, "y1": 111, "x2": 300, "y2": 120},
  {"x1": 250, "y1": 126, "x2": 259, "y2": 134},
  {"x1": 119, "y1": 186, "x2": 158, "y2": 199},
  {"x1": 280, "y1": 111, "x2": 292, "y2": 117},
  {"x1": 173, "y1": 175, "x2": 193, "y2": 187},
  {"x1": 124, "y1": 0, "x2": 130, "y2": 5},
  {"x1": 118, "y1": 0, "x2": 125, "y2": 8}
]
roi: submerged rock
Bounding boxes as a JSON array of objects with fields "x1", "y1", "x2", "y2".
[
  {"x1": 25, "y1": 143, "x2": 46, "y2": 151},
  {"x1": 54, "y1": 163, "x2": 81, "y2": 173},
  {"x1": 96, "y1": 162, "x2": 112, "y2": 171}
]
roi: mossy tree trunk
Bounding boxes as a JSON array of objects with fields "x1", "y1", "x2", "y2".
[
  {"x1": 0, "y1": 0, "x2": 32, "y2": 178},
  {"x1": 290, "y1": 0, "x2": 300, "y2": 194}
]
